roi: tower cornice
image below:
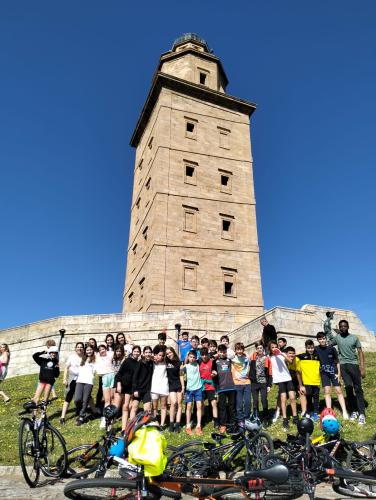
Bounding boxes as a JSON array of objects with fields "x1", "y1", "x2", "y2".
[{"x1": 130, "y1": 72, "x2": 256, "y2": 148}]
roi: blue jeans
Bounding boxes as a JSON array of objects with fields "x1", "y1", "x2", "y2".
[{"x1": 235, "y1": 384, "x2": 251, "y2": 421}]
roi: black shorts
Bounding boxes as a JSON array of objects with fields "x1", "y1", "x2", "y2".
[
  {"x1": 305, "y1": 385, "x2": 320, "y2": 396},
  {"x1": 121, "y1": 384, "x2": 133, "y2": 395},
  {"x1": 277, "y1": 380, "x2": 295, "y2": 395},
  {"x1": 203, "y1": 390, "x2": 217, "y2": 402},
  {"x1": 169, "y1": 385, "x2": 182, "y2": 393},
  {"x1": 133, "y1": 391, "x2": 151, "y2": 404},
  {"x1": 321, "y1": 371, "x2": 340, "y2": 387}
]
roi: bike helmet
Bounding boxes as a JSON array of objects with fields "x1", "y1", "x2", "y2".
[
  {"x1": 321, "y1": 415, "x2": 340, "y2": 436},
  {"x1": 109, "y1": 437, "x2": 125, "y2": 458},
  {"x1": 103, "y1": 404, "x2": 118, "y2": 423},
  {"x1": 297, "y1": 417, "x2": 314, "y2": 436},
  {"x1": 123, "y1": 411, "x2": 158, "y2": 446},
  {"x1": 244, "y1": 417, "x2": 261, "y2": 432},
  {"x1": 320, "y1": 407, "x2": 336, "y2": 424}
]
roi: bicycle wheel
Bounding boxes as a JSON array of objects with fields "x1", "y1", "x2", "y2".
[
  {"x1": 165, "y1": 448, "x2": 210, "y2": 477},
  {"x1": 247, "y1": 432, "x2": 274, "y2": 469},
  {"x1": 18, "y1": 418, "x2": 40, "y2": 488},
  {"x1": 346, "y1": 442, "x2": 376, "y2": 472},
  {"x1": 64, "y1": 478, "x2": 154, "y2": 500},
  {"x1": 65, "y1": 444, "x2": 107, "y2": 478},
  {"x1": 39, "y1": 423, "x2": 67, "y2": 477}
]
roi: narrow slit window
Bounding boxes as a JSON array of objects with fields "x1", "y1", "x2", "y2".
[
  {"x1": 182, "y1": 259, "x2": 198, "y2": 291},
  {"x1": 132, "y1": 243, "x2": 137, "y2": 255},
  {"x1": 199, "y1": 72, "x2": 207, "y2": 85},
  {"x1": 222, "y1": 267, "x2": 237, "y2": 297},
  {"x1": 186, "y1": 122, "x2": 195, "y2": 133},
  {"x1": 184, "y1": 161, "x2": 198, "y2": 185},
  {"x1": 136, "y1": 197, "x2": 141, "y2": 209},
  {"x1": 128, "y1": 292, "x2": 134, "y2": 303},
  {"x1": 221, "y1": 214, "x2": 234, "y2": 240},
  {"x1": 223, "y1": 220, "x2": 231, "y2": 232},
  {"x1": 139, "y1": 277, "x2": 145, "y2": 289},
  {"x1": 146, "y1": 177, "x2": 151, "y2": 190},
  {"x1": 142, "y1": 226, "x2": 148, "y2": 240},
  {"x1": 148, "y1": 137, "x2": 153, "y2": 149},
  {"x1": 224, "y1": 281, "x2": 233, "y2": 295},
  {"x1": 219, "y1": 169, "x2": 232, "y2": 194},
  {"x1": 185, "y1": 118, "x2": 197, "y2": 139}
]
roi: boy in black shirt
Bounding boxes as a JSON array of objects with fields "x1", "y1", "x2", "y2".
[
  {"x1": 315, "y1": 332, "x2": 349, "y2": 419},
  {"x1": 212, "y1": 344, "x2": 236, "y2": 433}
]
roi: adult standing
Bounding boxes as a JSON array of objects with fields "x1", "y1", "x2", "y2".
[
  {"x1": 326, "y1": 320, "x2": 366, "y2": 425},
  {"x1": 0, "y1": 343, "x2": 11, "y2": 403},
  {"x1": 60, "y1": 342, "x2": 85, "y2": 424},
  {"x1": 260, "y1": 318, "x2": 277, "y2": 352}
]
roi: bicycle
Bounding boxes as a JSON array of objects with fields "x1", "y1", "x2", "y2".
[
  {"x1": 64, "y1": 462, "x2": 290, "y2": 499},
  {"x1": 166, "y1": 422, "x2": 274, "y2": 478},
  {"x1": 18, "y1": 397, "x2": 67, "y2": 487}
]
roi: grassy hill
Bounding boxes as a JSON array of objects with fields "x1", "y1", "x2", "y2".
[{"x1": 1, "y1": 353, "x2": 375, "y2": 465}]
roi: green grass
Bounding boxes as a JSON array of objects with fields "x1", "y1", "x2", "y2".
[{"x1": 1, "y1": 353, "x2": 375, "y2": 465}]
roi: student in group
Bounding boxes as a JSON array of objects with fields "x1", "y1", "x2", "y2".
[
  {"x1": 87, "y1": 338, "x2": 98, "y2": 352},
  {"x1": 115, "y1": 332, "x2": 126, "y2": 347},
  {"x1": 151, "y1": 345, "x2": 169, "y2": 427},
  {"x1": 326, "y1": 320, "x2": 366, "y2": 425},
  {"x1": 268, "y1": 341, "x2": 298, "y2": 431},
  {"x1": 166, "y1": 346, "x2": 183, "y2": 433},
  {"x1": 132, "y1": 345, "x2": 153, "y2": 415},
  {"x1": 208, "y1": 340, "x2": 218, "y2": 359},
  {"x1": 315, "y1": 332, "x2": 349, "y2": 419},
  {"x1": 296, "y1": 339, "x2": 321, "y2": 421},
  {"x1": 219, "y1": 335, "x2": 235, "y2": 359},
  {"x1": 284, "y1": 346, "x2": 299, "y2": 393},
  {"x1": 189, "y1": 335, "x2": 201, "y2": 360},
  {"x1": 231, "y1": 342, "x2": 251, "y2": 423},
  {"x1": 157, "y1": 332, "x2": 167, "y2": 353},
  {"x1": 181, "y1": 350, "x2": 203, "y2": 435},
  {"x1": 212, "y1": 344, "x2": 236, "y2": 434},
  {"x1": 277, "y1": 338, "x2": 288, "y2": 353},
  {"x1": 96, "y1": 344, "x2": 115, "y2": 428},
  {"x1": 177, "y1": 331, "x2": 192, "y2": 363},
  {"x1": 200, "y1": 337, "x2": 209, "y2": 350},
  {"x1": 199, "y1": 347, "x2": 218, "y2": 427},
  {"x1": 74, "y1": 344, "x2": 96, "y2": 426},
  {"x1": 0, "y1": 343, "x2": 11, "y2": 403},
  {"x1": 105, "y1": 334, "x2": 115, "y2": 352},
  {"x1": 249, "y1": 342, "x2": 272, "y2": 422},
  {"x1": 60, "y1": 342, "x2": 85, "y2": 424},
  {"x1": 111, "y1": 344, "x2": 125, "y2": 403},
  {"x1": 115, "y1": 345, "x2": 141, "y2": 430},
  {"x1": 32, "y1": 345, "x2": 60, "y2": 404}
]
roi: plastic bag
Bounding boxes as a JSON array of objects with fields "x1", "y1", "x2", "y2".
[{"x1": 128, "y1": 425, "x2": 167, "y2": 476}]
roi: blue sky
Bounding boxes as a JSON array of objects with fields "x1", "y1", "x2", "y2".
[{"x1": 1, "y1": 1, "x2": 375, "y2": 332}]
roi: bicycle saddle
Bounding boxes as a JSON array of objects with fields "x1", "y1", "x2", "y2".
[
  {"x1": 238, "y1": 464, "x2": 289, "y2": 485},
  {"x1": 23, "y1": 401, "x2": 37, "y2": 412}
]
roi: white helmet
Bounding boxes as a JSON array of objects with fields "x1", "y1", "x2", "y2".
[{"x1": 244, "y1": 418, "x2": 261, "y2": 432}]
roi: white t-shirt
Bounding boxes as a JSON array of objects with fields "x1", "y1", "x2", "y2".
[
  {"x1": 95, "y1": 351, "x2": 114, "y2": 375},
  {"x1": 76, "y1": 360, "x2": 96, "y2": 385},
  {"x1": 65, "y1": 353, "x2": 82, "y2": 384},
  {"x1": 124, "y1": 344, "x2": 133, "y2": 356},
  {"x1": 151, "y1": 362, "x2": 169, "y2": 396},
  {"x1": 270, "y1": 354, "x2": 292, "y2": 384}
]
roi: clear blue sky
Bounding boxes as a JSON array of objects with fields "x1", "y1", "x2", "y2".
[{"x1": 1, "y1": 1, "x2": 375, "y2": 332}]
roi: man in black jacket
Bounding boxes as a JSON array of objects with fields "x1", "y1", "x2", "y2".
[{"x1": 260, "y1": 318, "x2": 277, "y2": 352}]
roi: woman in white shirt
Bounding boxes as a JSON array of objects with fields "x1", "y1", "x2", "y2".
[
  {"x1": 151, "y1": 346, "x2": 169, "y2": 427},
  {"x1": 74, "y1": 345, "x2": 96, "y2": 426},
  {"x1": 0, "y1": 343, "x2": 10, "y2": 403},
  {"x1": 60, "y1": 342, "x2": 85, "y2": 424}
]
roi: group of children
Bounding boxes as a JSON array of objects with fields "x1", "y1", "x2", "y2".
[{"x1": 27, "y1": 322, "x2": 366, "y2": 435}]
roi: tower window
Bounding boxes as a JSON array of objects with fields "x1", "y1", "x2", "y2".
[
  {"x1": 142, "y1": 226, "x2": 148, "y2": 240},
  {"x1": 221, "y1": 213, "x2": 234, "y2": 240},
  {"x1": 183, "y1": 205, "x2": 198, "y2": 233},
  {"x1": 184, "y1": 160, "x2": 198, "y2": 185},
  {"x1": 139, "y1": 277, "x2": 145, "y2": 289},
  {"x1": 148, "y1": 137, "x2": 153, "y2": 149},
  {"x1": 128, "y1": 292, "x2": 134, "y2": 303},
  {"x1": 132, "y1": 243, "x2": 137, "y2": 255},
  {"x1": 218, "y1": 127, "x2": 230, "y2": 149},
  {"x1": 222, "y1": 267, "x2": 237, "y2": 297},
  {"x1": 199, "y1": 72, "x2": 207, "y2": 85},
  {"x1": 185, "y1": 117, "x2": 197, "y2": 139},
  {"x1": 182, "y1": 259, "x2": 198, "y2": 291},
  {"x1": 136, "y1": 196, "x2": 141, "y2": 209},
  {"x1": 219, "y1": 169, "x2": 232, "y2": 194},
  {"x1": 146, "y1": 177, "x2": 151, "y2": 190}
]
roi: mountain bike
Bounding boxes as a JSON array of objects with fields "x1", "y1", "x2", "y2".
[
  {"x1": 64, "y1": 462, "x2": 290, "y2": 499},
  {"x1": 18, "y1": 397, "x2": 67, "y2": 487}
]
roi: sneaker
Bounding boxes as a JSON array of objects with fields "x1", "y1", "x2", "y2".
[
  {"x1": 219, "y1": 425, "x2": 227, "y2": 434},
  {"x1": 195, "y1": 426, "x2": 203, "y2": 436},
  {"x1": 292, "y1": 416, "x2": 299, "y2": 425},
  {"x1": 358, "y1": 414, "x2": 366, "y2": 425},
  {"x1": 99, "y1": 417, "x2": 106, "y2": 429},
  {"x1": 168, "y1": 423, "x2": 174, "y2": 433},
  {"x1": 185, "y1": 426, "x2": 193, "y2": 435},
  {"x1": 76, "y1": 417, "x2": 84, "y2": 426},
  {"x1": 350, "y1": 411, "x2": 359, "y2": 421},
  {"x1": 272, "y1": 408, "x2": 280, "y2": 423},
  {"x1": 213, "y1": 419, "x2": 219, "y2": 429},
  {"x1": 311, "y1": 413, "x2": 319, "y2": 422},
  {"x1": 174, "y1": 423, "x2": 181, "y2": 433},
  {"x1": 282, "y1": 418, "x2": 289, "y2": 431},
  {"x1": 301, "y1": 412, "x2": 310, "y2": 418},
  {"x1": 342, "y1": 412, "x2": 349, "y2": 421},
  {"x1": 59, "y1": 418, "x2": 65, "y2": 425}
]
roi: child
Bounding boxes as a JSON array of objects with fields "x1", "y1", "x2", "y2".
[
  {"x1": 208, "y1": 340, "x2": 218, "y2": 359},
  {"x1": 212, "y1": 344, "x2": 236, "y2": 433},
  {"x1": 111, "y1": 344, "x2": 125, "y2": 403},
  {"x1": 74, "y1": 344, "x2": 96, "y2": 426},
  {"x1": 231, "y1": 342, "x2": 251, "y2": 422},
  {"x1": 166, "y1": 346, "x2": 184, "y2": 432},
  {"x1": 132, "y1": 345, "x2": 153, "y2": 415},
  {"x1": 45, "y1": 339, "x2": 58, "y2": 398},
  {"x1": 115, "y1": 345, "x2": 141, "y2": 430},
  {"x1": 95, "y1": 344, "x2": 114, "y2": 428},
  {"x1": 151, "y1": 346, "x2": 169, "y2": 427},
  {"x1": 177, "y1": 331, "x2": 192, "y2": 363},
  {"x1": 32, "y1": 345, "x2": 60, "y2": 404},
  {"x1": 315, "y1": 332, "x2": 349, "y2": 419},
  {"x1": 157, "y1": 332, "x2": 167, "y2": 353},
  {"x1": 268, "y1": 341, "x2": 298, "y2": 431},
  {"x1": 181, "y1": 350, "x2": 203, "y2": 435},
  {"x1": 296, "y1": 339, "x2": 321, "y2": 421},
  {"x1": 0, "y1": 343, "x2": 11, "y2": 403},
  {"x1": 200, "y1": 337, "x2": 209, "y2": 350},
  {"x1": 219, "y1": 335, "x2": 235, "y2": 359},
  {"x1": 249, "y1": 342, "x2": 272, "y2": 421},
  {"x1": 189, "y1": 336, "x2": 201, "y2": 360},
  {"x1": 277, "y1": 338, "x2": 288, "y2": 353},
  {"x1": 199, "y1": 347, "x2": 218, "y2": 427}
]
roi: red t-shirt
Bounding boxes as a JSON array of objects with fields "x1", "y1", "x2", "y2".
[{"x1": 199, "y1": 359, "x2": 215, "y2": 391}]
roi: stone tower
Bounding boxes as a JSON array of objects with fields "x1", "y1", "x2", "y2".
[{"x1": 123, "y1": 34, "x2": 264, "y2": 321}]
